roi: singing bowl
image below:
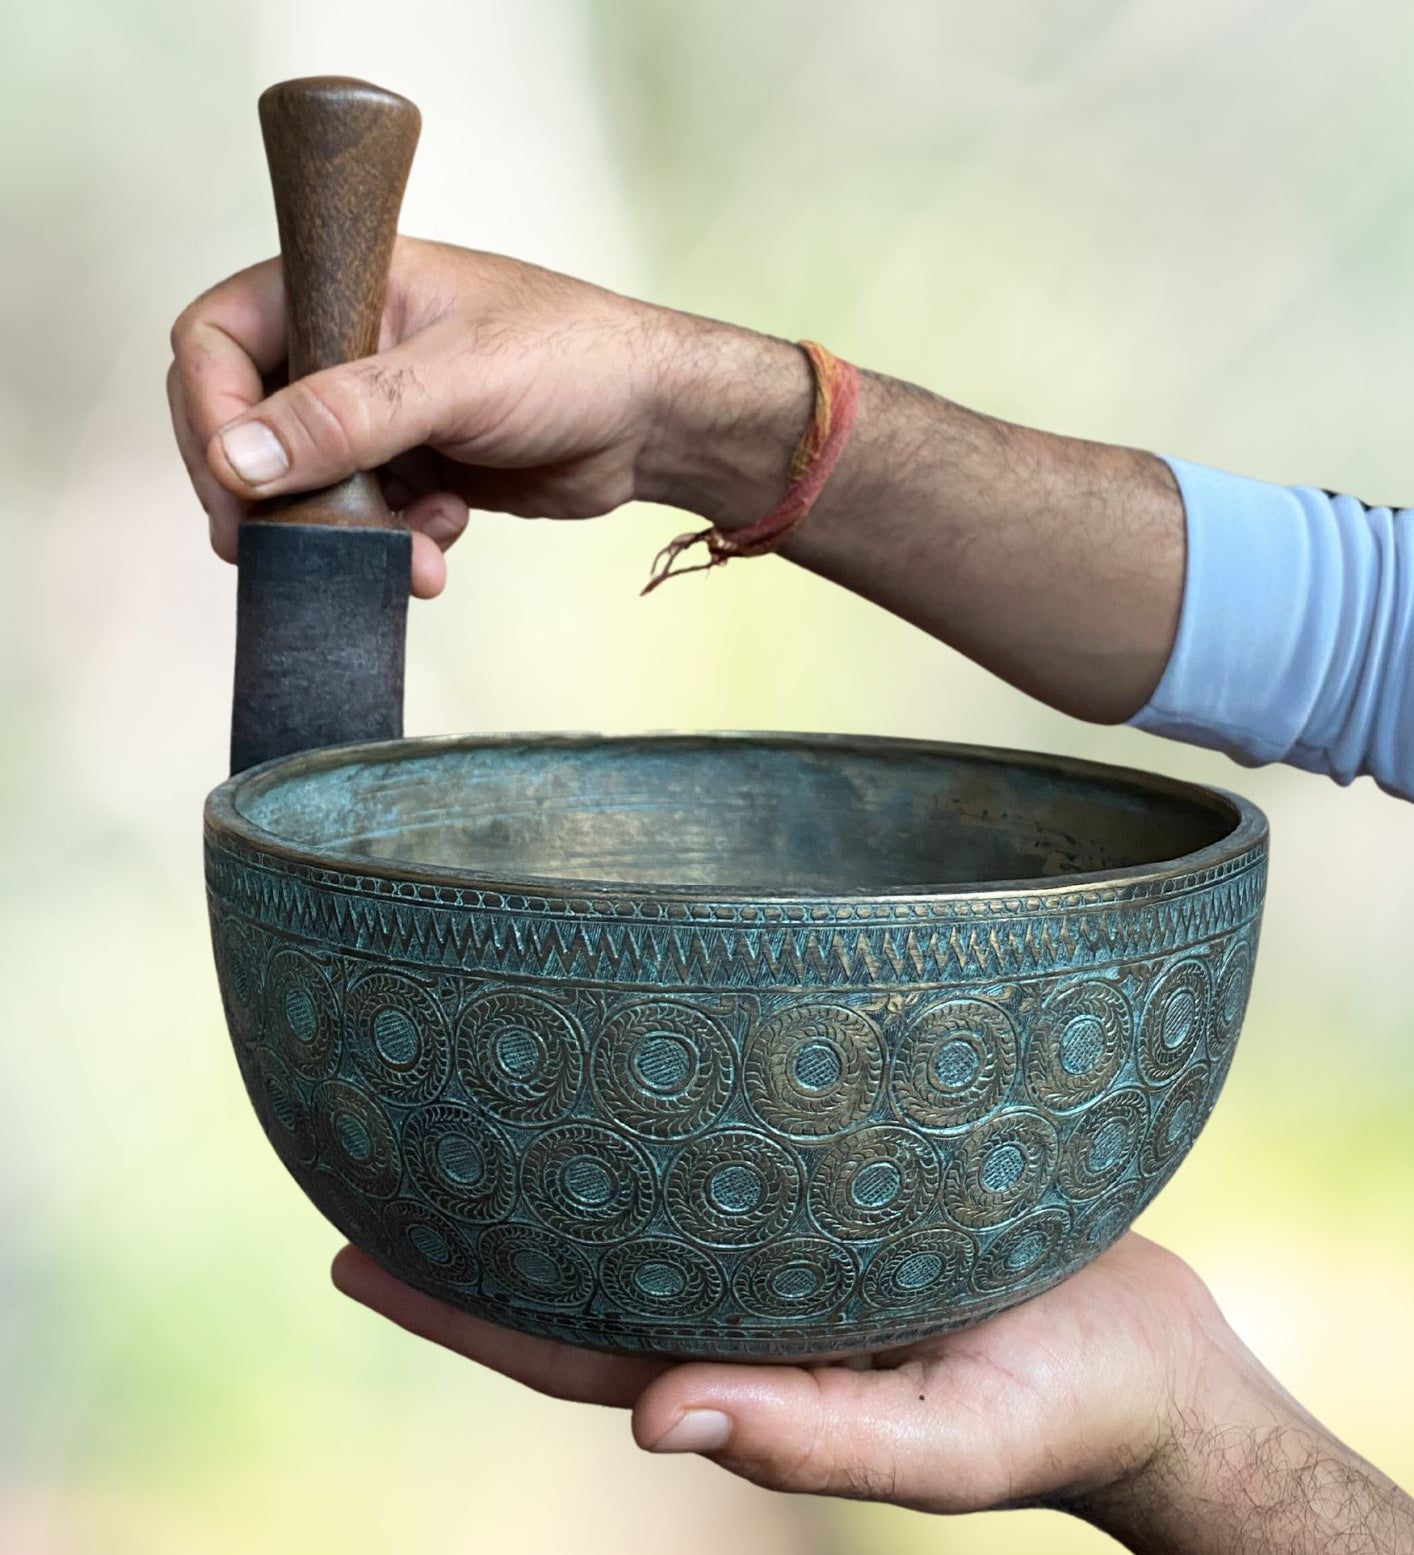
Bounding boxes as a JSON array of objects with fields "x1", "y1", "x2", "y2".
[{"x1": 205, "y1": 732, "x2": 1266, "y2": 1359}]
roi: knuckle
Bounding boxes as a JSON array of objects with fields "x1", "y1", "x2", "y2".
[
  {"x1": 169, "y1": 305, "x2": 198, "y2": 356},
  {"x1": 563, "y1": 492, "x2": 612, "y2": 520},
  {"x1": 280, "y1": 376, "x2": 366, "y2": 467},
  {"x1": 833, "y1": 1456, "x2": 899, "y2": 1503},
  {"x1": 767, "y1": 1381, "x2": 839, "y2": 1495},
  {"x1": 764, "y1": 1438, "x2": 895, "y2": 1502},
  {"x1": 764, "y1": 1375, "x2": 899, "y2": 1504}
]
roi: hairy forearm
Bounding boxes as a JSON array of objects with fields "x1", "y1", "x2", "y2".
[
  {"x1": 640, "y1": 322, "x2": 1184, "y2": 724},
  {"x1": 1056, "y1": 1310, "x2": 1414, "y2": 1555},
  {"x1": 1080, "y1": 1406, "x2": 1414, "y2": 1554}
]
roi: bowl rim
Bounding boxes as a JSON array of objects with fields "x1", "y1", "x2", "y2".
[{"x1": 203, "y1": 729, "x2": 1268, "y2": 905}]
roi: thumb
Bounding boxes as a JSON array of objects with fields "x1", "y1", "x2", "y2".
[
  {"x1": 630, "y1": 1361, "x2": 1009, "y2": 1512},
  {"x1": 207, "y1": 347, "x2": 437, "y2": 498}
]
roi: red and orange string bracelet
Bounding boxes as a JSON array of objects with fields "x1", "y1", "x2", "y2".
[{"x1": 641, "y1": 340, "x2": 862, "y2": 594}]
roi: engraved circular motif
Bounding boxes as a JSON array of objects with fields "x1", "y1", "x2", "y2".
[
  {"x1": 807, "y1": 1126, "x2": 942, "y2": 1241},
  {"x1": 380, "y1": 1199, "x2": 479, "y2": 1285},
  {"x1": 313, "y1": 1079, "x2": 401, "y2": 1198},
  {"x1": 1059, "y1": 1088, "x2": 1148, "y2": 1200},
  {"x1": 744, "y1": 1003, "x2": 885, "y2": 1139},
  {"x1": 248, "y1": 1049, "x2": 314, "y2": 1168},
  {"x1": 666, "y1": 1130, "x2": 802, "y2": 1247},
  {"x1": 216, "y1": 918, "x2": 263, "y2": 1045},
  {"x1": 522, "y1": 1123, "x2": 656, "y2": 1244},
  {"x1": 601, "y1": 1237, "x2": 726, "y2": 1319},
  {"x1": 860, "y1": 1227, "x2": 977, "y2": 1310},
  {"x1": 481, "y1": 1223, "x2": 594, "y2": 1308},
  {"x1": 1212, "y1": 937, "x2": 1254, "y2": 1057},
  {"x1": 1026, "y1": 981, "x2": 1130, "y2": 1110},
  {"x1": 1141, "y1": 1064, "x2": 1211, "y2": 1179},
  {"x1": 210, "y1": 723, "x2": 1266, "y2": 1358},
  {"x1": 733, "y1": 1237, "x2": 857, "y2": 1320},
  {"x1": 1139, "y1": 961, "x2": 1211, "y2": 1082},
  {"x1": 591, "y1": 1000, "x2": 735, "y2": 1140},
  {"x1": 346, "y1": 972, "x2": 451, "y2": 1104},
  {"x1": 264, "y1": 948, "x2": 340, "y2": 1080},
  {"x1": 973, "y1": 1209, "x2": 1073, "y2": 1295},
  {"x1": 455, "y1": 991, "x2": 585, "y2": 1125},
  {"x1": 1075, "y1": 1182, "x2": 1144, "y2": 1252},
  {"x1": 944, "y1": 1110, "x2": 1058, "y2": 1227},
  {"x1": 403, "y1": 1103, "x2": 517, "y2": 1223},
  {"x1": 891, "y1": 998, "x2": 1018, "y2": 1130}
]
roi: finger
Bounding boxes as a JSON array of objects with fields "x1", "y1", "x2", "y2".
[
  {"x1": 381, "y1": 445, "x2": 443, "y2": 503},
  {"x1": 171, "y1": 257, "x2": 286, "y2": 445},
  {"x1": 166, "y1": 363, "x2": 242, "y2": 562},
  {"x1": 403, "y1": 490, "x2": 471, "y2": 551},
  {"x1": 632, "y1": 1359, "x2": 997, "y2": 1508},
  {"x1": 402, "y1": 493, "x2": 470, "y2": 599},
  {"x1": 331, "y1": 1247, "x2": 671, "y2": 1407},
  {"x1": 445, "y1": 469, "x2": 543, "y2": 518},
  {"x1": 409, "y1": 530, "x2": 448, "y2": 599},
  {"x1": 207, "y1": 343, "x2": 440, "y2": 500}
]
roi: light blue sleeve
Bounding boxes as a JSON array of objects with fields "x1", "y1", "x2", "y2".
[{"x1": 1129, "y1": 457, "x2": 1414, "y2": 802}]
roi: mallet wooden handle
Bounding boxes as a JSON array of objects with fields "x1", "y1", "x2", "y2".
[{"x1": 255, "y1": 75, "x2": 421, "y2": 529}]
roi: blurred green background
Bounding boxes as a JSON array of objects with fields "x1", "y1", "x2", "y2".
[{"x1": 5, "y1": 0, "x2": 1414, "y2": 1550}]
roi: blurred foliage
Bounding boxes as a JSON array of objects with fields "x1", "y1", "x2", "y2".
[{"x1": 3, "y1": 0, "x2": 1412, "y2": 1551}]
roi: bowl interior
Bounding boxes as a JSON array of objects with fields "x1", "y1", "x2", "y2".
[{"x1": 229, "y1": 735, "x2": 1242, "y2": 894}]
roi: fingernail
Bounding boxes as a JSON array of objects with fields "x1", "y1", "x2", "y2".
[
  {"x1": 649, "y1": 1409, "x2": 732, "y2": 1455},
  {"x1": 220, "y1": 421, "x2": 288, "y2": 486}
]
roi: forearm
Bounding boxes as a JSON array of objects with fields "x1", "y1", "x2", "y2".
[
  {"x1": 640, "y1": 322, "x2": 1184, "y2": 724},
  {"x1": 185, "y1": 242, "x2": 1414, "y2": 786},
  {"x1": 1079, "y1": 1384, "x2": 1414, "y2": 1554}
]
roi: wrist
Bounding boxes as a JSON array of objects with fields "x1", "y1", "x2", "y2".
[
  {"x1": 1073, "y1": 1326, "x2": 1394, "y2": 1555},
  {"x1": 634, "y1": 311, "x2": 814, "y2": 528}
]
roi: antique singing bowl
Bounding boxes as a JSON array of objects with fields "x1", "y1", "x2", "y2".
[{"x1": 205, "y1": 731, "x2": 1266, "y2": 1359}]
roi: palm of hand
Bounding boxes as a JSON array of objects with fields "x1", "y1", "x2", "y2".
[{"x1": 333, "y1": 1232, "x2": 1215, "y2": 1516}]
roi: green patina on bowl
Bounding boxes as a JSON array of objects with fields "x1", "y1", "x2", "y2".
[{"x1": 204, "y1": 731, "x2": 1266, "y2": 1359}]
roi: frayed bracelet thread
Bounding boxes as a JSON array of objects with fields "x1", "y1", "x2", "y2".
[{"x1": 642, "y1": 341, "x2": 861, "y2": 594}]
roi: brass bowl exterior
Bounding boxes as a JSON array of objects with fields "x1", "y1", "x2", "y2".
[{"x1": 205, "y1": 732, "x2": 1266, "y2": 1359}]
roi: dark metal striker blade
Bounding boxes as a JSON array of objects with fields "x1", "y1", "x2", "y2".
[{"x1": 230, "y1": 522, "x2": 410, "y2": 774}]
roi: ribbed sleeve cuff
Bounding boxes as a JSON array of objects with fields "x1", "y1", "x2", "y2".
[{"x1": 1131, "y1": 456, "x2": 1339, "y2": 769}]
